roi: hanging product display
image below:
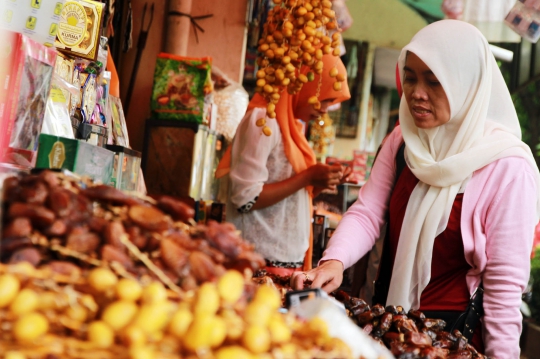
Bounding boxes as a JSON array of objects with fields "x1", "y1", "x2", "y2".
[
  {"x1": 253, "y1": 0, "x2": 344, "y2": 118},
  {"x1": 0, "y1": 0, "x2": 66, "y2": 46},
  {"x1": 0, "y1": 31, "x2": 56, "y2": 168},
  {"x1": 151, "y1": 54, "x2": 213, "y2": 123},
  {"x1": 55, "y1": 0, "x2": 105, "y2": 61},
  {"x1": 505, "y1": 0, "x2": 540, "y2": 43}
]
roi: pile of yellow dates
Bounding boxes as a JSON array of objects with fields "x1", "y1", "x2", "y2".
[{"x1": 0, "y1": 263, "x2": 352, "y2": 359}]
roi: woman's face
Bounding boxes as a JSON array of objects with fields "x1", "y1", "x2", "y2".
[
  {"x1": 294, "y1": 98, "x2": 336, "y2": 122},
  {"x1": 403, "y1": 52, "x2": 451, "y2": 129}
]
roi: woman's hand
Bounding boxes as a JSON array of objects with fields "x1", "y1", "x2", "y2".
[
  {"x1": 339, "y1": 166, "x2": 358, "y2": 185},
  {"x1": 307, "y1": 163, "x2": 343, "y2": 189},
  {"x1": 290, "y1": 260, "x2": 344, "y2": 293}
]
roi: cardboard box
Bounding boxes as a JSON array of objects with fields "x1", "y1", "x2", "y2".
[
  {"x1": 106, "y1": 145, "x2": 141, "y2": 191},
  {"x1": 55, "y1": 0, "x2": 104, "y2": 61},
  {"x1": 0, "y1": 31, "x2": 56, "y2": 168},
  {"x1": 35, "y1": 133, "x2": 114, "y2": 184},
  {"x1": 0, "y1": 0, "x2": 66, "y2": 46}
]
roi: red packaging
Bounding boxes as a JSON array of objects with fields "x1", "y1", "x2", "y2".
[{"x1": 0, "y1": 31, "x2": 56, "y2": 168}]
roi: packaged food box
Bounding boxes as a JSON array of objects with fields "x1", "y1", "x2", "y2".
[
  {"x1": 51, "y1": 51, "x2": 75, "y2": 111},
  {"x1": 151, "y1": 54, "x2": 212, "y2": 123},
  {"x1": 0, "y1": 0, "x2": 66, "y2": 46},
  {"x1": 505, "y1": 0, "x2": 540, "y2": 43},
  {"x1": 106, "y1": 145, "x2": 142, "y2": 191},
  {"x1": 55, "y1": 0, "x2": 104, "y2": 61},
  {"x1": 35, "y1": 134, "x2": 114, "y2": 184},
  {"x1": 0, "y1": 30, "x2": 56, "y2": 168}
]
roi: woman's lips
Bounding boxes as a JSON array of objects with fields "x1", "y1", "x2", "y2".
[{"x1": 412, "y1": 107, "x2": 432, "y2": 118}]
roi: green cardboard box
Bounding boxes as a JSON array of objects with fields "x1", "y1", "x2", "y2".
[{"x1": 36, "y1": 134, "x2": 114, "y2": 184}]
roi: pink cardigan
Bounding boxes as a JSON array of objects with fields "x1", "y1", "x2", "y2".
[{"x1": 322, "y1": 127, "x2": 537, "y2": 358}]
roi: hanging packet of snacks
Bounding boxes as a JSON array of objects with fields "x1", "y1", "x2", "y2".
[
  {"x1": 151, "y1": 54, "x2": 213, "y2": 123},
  {"x1": 505, "y1": 0, "x2": 540, "y2": 43},
  {"x1": 253, "y1": 0, "x2": 344, "y2": 136},
  {"x1": 55, "y1": 0, "x2": 105, "y2": 61},
  {"x1": 42, "y1": 73, "x2": 79, "y2": 139},
  {"x1": 0, "y1": 31, "x2": 56, "y2": 168}
]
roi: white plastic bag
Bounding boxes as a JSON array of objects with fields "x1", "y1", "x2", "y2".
[
  {"x1": 292, "y1": 298, "x2": 395, "y2": 359},
  {"x1": 211, "y1": 67, "x2": 249, "y2": 143}
]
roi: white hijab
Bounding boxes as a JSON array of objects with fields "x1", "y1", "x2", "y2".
[{"x1": 386, "y1": 20, "x2": 540, "y2": 310}]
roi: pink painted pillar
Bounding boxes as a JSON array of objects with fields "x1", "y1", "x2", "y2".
[{"x1": 166, "y1": 0, "x2": 193, "y2": 56}]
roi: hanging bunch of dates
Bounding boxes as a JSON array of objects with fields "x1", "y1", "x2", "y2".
[
  {"x1": 334, "y1": 291, "x2": 491, "y2": 359},
  {"x1": 255, "y1": 0, "x2": 345, "y2": 120},
  {"x1": 1, "y1": 170, "x2": 265, "y2": 294}
]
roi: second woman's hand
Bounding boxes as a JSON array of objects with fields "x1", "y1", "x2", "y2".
[
  {"x1": 290, "y1": 260, "x2": 344, "y2": 293},
  {"x1": 307, "y1": 163, "x2": 343, "y2": 189}
]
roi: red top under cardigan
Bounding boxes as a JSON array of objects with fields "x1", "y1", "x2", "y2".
[{"x1": 387, "y1": 164, "x2": 484, "y2": 352}]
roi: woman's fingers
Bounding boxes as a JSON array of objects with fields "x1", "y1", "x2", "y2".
[
  {"x1": 310, "y1": 270, "x2": 336, "y2": 291},
  {"x1": 291, "y1": 271, "x2": 308, "y2": 290},
  {"x1": 321, "y1": 275, "x2": 342, "y2": 293}
]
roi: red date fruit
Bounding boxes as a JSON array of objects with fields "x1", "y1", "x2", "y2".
[
  {"x1": 8, "y1": 202, "x2": 55, "y2": 227},
  {"x1": 38, "y1": 170, "x2": 60, "y2": 188},
  {"x1": 43, "y1": 220, "x2": 68, "y2": 237},
  {"x1": 447, "y1": 350, "x2": 473, "y2": 359},
  {"x1": 48, "y1": 188, "x2": 73, "y2": 218},
  {"x1": 66, "y1": 230, "x2": 100, "y2": 254},
  {"x1": 104, "y1": 221, "x2": 126, "y2": 249},
  {"x1": 83, "y1": 185, "x2": 140, "y2": 206},
  {"x1": 157, "y1": 196, "x2": 195, "y2": 222},
  {"x1": 3, "y1": 217, "x2": 32, "y2": 238},
  {"x1": 9, "y1": 247, "x2": 42, "y2": 266},
  {"x1": 189, "y1": 251, "x2": 218, "y2": 283},
  {"x1": 128, "y1": 205, "x2": 170, "y2": 232},
  {"x1": 405, "y1": 331, "x2": 432, "y2": 347},
  {"x1": 47, "y1": 261, "x2": 82, "y2": 277},
  {"x1": 19, "y1": 181, "x2": 48, "y2": 205},
  {"x1": 101, "y1": 245, "x2": 135, "y2": 271},
  {"x1": 160, "y1": 238, "x2": 189, "y2": 276},
  {"x1": 3, "y1": 176, "x2": 21, "y2": 202},
  {"x1": 0, "y1": 237, "x2": 33, "y2": 253}
]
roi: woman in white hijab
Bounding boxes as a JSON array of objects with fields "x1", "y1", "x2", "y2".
[{"x1": 293, "y1": 20, "x2": 540, "y2": 357}]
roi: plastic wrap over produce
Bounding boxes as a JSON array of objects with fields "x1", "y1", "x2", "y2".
[
  {"x1": 292, "y1": 298, "x2": 395, "y2": 359},
  {"x1": 212, "y1": 67, "x2": 249, "y2": 142}
]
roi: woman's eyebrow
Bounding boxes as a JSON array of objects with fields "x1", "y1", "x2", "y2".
[
  {"x1": 404, "y1": 66, "x2": 435, "y2": 76},
  {"x1": 403, "y1": 66, "x2": 414, "y2": 73}
]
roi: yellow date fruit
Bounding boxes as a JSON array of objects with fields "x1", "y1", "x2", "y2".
[
  {"x1": 88, "y1": 321, "x2": 114, "y2": 349},
  {"x1": 13, "y1": 312, "x2": 49, "y2": 342},
  {"x1": 102, "y1": 300, "x2": 138, "y2": 332},
  {"x1": 0, "y1": 274, "x2": 20, "y2": 308},
  {"x1": 88, "y1": 268, "x2": 117, "y2": 293}
]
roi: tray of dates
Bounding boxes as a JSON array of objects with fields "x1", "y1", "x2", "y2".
[
  {"x1": 0, "y1": 263, "x2": 354, "y2": 359},
  {"x1": 334, "y1": 291, "x2": 492, "y2": 359},
  {"x1": 0, "y1": 170, "x2": 359, "y2": 359}
]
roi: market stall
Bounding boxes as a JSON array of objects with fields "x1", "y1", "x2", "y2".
[{"x1": 0, "y1": 0, "x2": 395, "y2": 358}]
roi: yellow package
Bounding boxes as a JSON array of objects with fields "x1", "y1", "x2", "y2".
[{"x1": 55, "y1": 0, "x2": 104, "y2": 61}]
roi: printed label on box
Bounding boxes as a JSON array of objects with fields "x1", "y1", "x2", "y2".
[
  {"x1": 0, "y1": 0, "x2": 66, "y2": 45},
  {"x1": 48, "y1": 141, "x2": 66, "y2": 168}
]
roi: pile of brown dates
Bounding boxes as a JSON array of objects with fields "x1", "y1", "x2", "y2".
[
  {"x1": 1, "y1": 171, "x2": 265, "y2": 291},
  {"x1": 334, "y1": 291, "x2": 491, "y2": 359}
]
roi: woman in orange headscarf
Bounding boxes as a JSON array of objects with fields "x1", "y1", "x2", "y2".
[{"x1": 217, "y1": 54, "x2": 351, "y2": 276}]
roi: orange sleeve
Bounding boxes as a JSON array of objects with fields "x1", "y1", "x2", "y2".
[{"x1": 107, "y1": 50, "x2": 120, "y2": 98}]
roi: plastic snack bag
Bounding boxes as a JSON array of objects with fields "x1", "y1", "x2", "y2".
[
  {"x1": 151, "y1": 54, "x2": 212, "y2": 123},
  {"x1": 505, "y1": 0, "x2": 540, "y2": 43}
]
